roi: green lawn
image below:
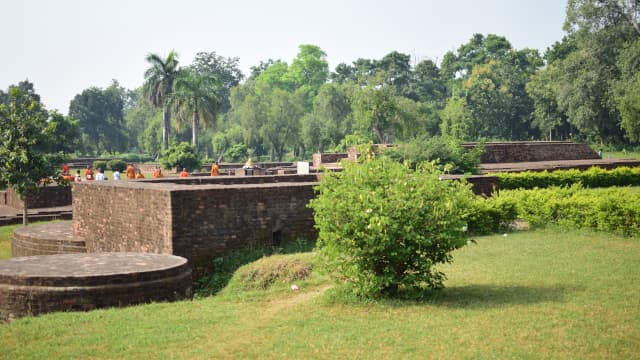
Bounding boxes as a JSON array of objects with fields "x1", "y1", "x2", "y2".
[{"x1": 1, "y1": 227, "x2": 638, "y2": 359}]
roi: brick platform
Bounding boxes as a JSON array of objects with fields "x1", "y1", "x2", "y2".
[
  {"x1": 0, "y1": 252, "x2": 192, "y2": 322},
  {"x1": 12, "y1": 221, "x2": 85, "y2": 257}
]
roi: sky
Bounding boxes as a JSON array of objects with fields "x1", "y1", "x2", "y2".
[{"x1": 1, "y1": 0, "x2": 568, "y2": 114}]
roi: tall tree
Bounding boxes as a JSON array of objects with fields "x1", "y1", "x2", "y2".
[
  {"x1": 169, "y1": 70, "x2": 220, "y2": 155},
  {"x1": 143, "y1": 50, "x2": 180, "y2": 151},
  {"x1": 0, "y1": 86, "x2": 61, "y2": 225},
  {"x1": 68, "y1": 81, "x2": 127, "y2": 154},
  {"x1": 189, "y1": 52, "x2": 244, "y2": 112}
]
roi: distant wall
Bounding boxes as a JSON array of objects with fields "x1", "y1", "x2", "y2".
[
  {"x1": 462, "y1": 141, "x2": 601, "y2": 163},
  {"x1": 5, "y1": 185, "x2": 71, "y2": 209},
  {"x1": 313, "y1": 153, "x2": 348, "y2": 168}
]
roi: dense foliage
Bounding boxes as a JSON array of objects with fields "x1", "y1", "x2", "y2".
[
  {"x1": 381, "y1": 136, "x2": 483, "y2": 174},
  {"x1": 309, "y1": 157, "x2": 475, "y2": 296},
  {"x1": 159, "y1": 142, "x2": 201, "y2": 172},
  {"x1": 495, "y1": 166, "x2": 640, "y2": 190},
  {"x1": 0, "y1": 86, "x2": 65, "y2": 224},
  {"x1": 478, "y1": 184, "x2": 640, "y2": 236}
]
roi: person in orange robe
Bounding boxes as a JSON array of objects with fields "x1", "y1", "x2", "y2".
[
  {"x1": 153, "y1": 166, "x2": 163, "y2": 178},
  {"x1": 135, "y1": 169, "x2": 145, "y2": 179},
  {"x1": 179, "y1": 168, "x2": 189, "y2": 177},
  {"x1": 126, "y1": 164, "x2": 136, "y2": 179},
  {"x1": 62, "y1": 163, "x2": 70, "y2": 176},
  {"x1": 210, "y1": 161, "x2": 219, "y2": 176},
  {"x1": 84, "y1": 166, "x2": 94, "y2": 180}
]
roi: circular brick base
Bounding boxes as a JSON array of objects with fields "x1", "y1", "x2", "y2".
[
  {"x1": 0, "y1": 252, "x2": 192, "y2": 322},
  {"x1": 12, "y1": 221, "x2": 86, "y2": 257}
]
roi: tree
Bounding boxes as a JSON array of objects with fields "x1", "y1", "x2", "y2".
[
  {"x1": 43, "y1": 111, "x2": 80, "y2": 154},
  {"x1": 68, "y1": 81, "x2": 128, "y2": 155},
  {"x1": 159, "y1": 142, "x2": 201, "y2": 172},
  {"x1": 441, "y1": 96, "x2": 472, "y2": 141},
  {"x1": 143, "y1": 50, "x2": 180, "y2": 151},
  {"x1": 0, "y1": 87, "x2": 61, "y2": 225},
  {"x1": 308, "y1": 156, "x2": 475, "y2": 296},
  {"x1": 189, "y1": 52, "x2": 244, "y2": 112},
  {"x1": 169, "y1": 70, "x2": 220, "y2": 155}
]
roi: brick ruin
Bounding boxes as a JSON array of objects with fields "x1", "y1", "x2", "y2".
[{"x1": 72, "y1": 175, "x2": 320, "y2": 274}]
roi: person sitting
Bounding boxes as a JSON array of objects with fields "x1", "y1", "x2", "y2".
[
  {"x1": 126, "y1": 164, "x2": 136, "y2": 179},
  {"x1": 179, "y1": 168, "x2": 189, "y2": 177},
  {"x1": 62, "y1": 163, "x2": 70, "y2": 176},
  {"x1": 211, "y1": 161, "x2": 219, "y2": 176},
  {"x1": 85, "y1": 166, "x2": 94, "y2": 180},
  {"x1": 113, "y1": 170, "x2": 121, "y2": 181},
  {"x1": 135, "y1": 169, "x2": 145, "y2": 179},
  {"x1": 75, "y1": 170, "x2": 82, "y2": 182},
  {"x1": 153, "y1": 166, "x2": 163, "y2": 178},
  {"x1": 95, "y1": 168, "x2": 106, "y2": 181}
]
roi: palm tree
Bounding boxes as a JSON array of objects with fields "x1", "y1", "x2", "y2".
[
  {"x1": 143, "y1": 51, "x2": 180, "y2": 151},
  {"x1": 169, "y1": 70, "x2": 220, "y2": 154}
]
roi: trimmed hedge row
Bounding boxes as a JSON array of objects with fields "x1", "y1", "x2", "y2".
[
  {"x1": 494, "y1": 166, "x2": 640, "y2": 190},
  {"x1": 481, "y1": 185, "x2": 640, "y2": 236}
]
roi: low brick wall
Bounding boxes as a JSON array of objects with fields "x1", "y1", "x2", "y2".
[
  {"x1": 12, "y1": 221, "x2": 86, "y2": 257},
  {"x1": 5, "y1": 185, "x2": 72, "y2": 209},
  {"x1": 0, "y1": 253, "x2": 191, "y2": 322},
  {"x1": 462, "y1": 141, "x2": 600, "y2": 163},
  {"x1": 313, "y1": 153, "x2": 348, "y2": 168},
  {"x1": 73, "y1": 175, "x2": 319, "y2": 275},
  {"x1": 439, "y1": 175, "x2": 500, "y2": 197}
]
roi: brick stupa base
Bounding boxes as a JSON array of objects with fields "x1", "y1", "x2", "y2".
[
  {"x1": 12, "y1": 221, "x2": 85, "y2": 257},
  {"x1": 0, "y1": 252, "x2": 192, "y2": 322}
]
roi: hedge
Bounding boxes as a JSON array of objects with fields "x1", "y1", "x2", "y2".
[
  {"x1": 490, "y1": 184, "x2": 640, "y2": 236},
  {"x1": 494, "y1": 167, "x2": 640, "y2": 190}
]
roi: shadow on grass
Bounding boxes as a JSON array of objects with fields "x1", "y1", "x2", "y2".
[{"x1": 407, "y1": 284, "x2": 584, "y2": 309}]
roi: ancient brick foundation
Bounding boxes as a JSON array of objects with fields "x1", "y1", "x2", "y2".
[
  {"x1": 12, "y1": 221, "x2": 85, "y2": 257},
  {"x1": 73, "y1": 175, "x2": 320, "y2": 274},
  {"x1": 5, "y1": 185, "x2": 72, "y2": 209},
  {"x1": 463, "y1": 141, "x2": 601, "y2": 163},
  {"x1": 0, "y1": 252, "x2": 192, "y2": 322},
  {"x1": 313, "y1": 153, "x2": 348, "y2": 168}
]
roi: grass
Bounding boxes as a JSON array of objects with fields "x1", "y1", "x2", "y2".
[
  {"x1": 604, "y1": 150, "x2": 640, "y2": 159},
  {"x1": 0, "y1": 224, "x2": 21, "y2": 260},
  {"x1": 1, "y1": 227, "x2": 638, "y2": 359}
]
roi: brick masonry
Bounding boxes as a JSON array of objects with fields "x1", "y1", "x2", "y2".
[
  {"x1": 12, "y1": 221, "x2": 86, "y2": 257},
  {"x1": 73, "y1": 175, "x2": 320, "y2": 275},
  {"x1": 0, "y1": 252, "x2": 192, "y2": 322},
  {"x1": 5, "y1": 185, "x2": 72, "y2": 210},
  {"x1": 462, "y1": 141, "x2": 601, "y2": 163}
]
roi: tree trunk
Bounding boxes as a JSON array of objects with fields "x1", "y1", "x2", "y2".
[
  {"x1": 22, "y1": 196, "x2": 28, "y2": 226},
  {"x1": 162, "y1": 110, "x2": 170, "y2": 150},
  {"x1": 192, "y1": 111, "x2": 199, "y2": 154}
]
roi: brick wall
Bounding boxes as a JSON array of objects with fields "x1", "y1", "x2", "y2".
[
  {"x1": 313, "y1": 153, "x2": 348, "y2": 168},
  {"x1": 6, "y1": 185, "x2": 72, "y2": 209},
  {"x1": 73, "y1": 176, "x2": 319, "y2": 275},
  {"x1": 462, "y1": 141, "x2": 600, "y2": 163}
]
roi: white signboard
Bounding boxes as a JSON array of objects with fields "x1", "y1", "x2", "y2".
[{"x1": 297, "y1": 161, "x2": 310, "y2": 174}]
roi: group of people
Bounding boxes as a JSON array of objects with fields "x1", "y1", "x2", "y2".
[{"x1": 59, "y1": 161, "x2": 223, "y2": 182}]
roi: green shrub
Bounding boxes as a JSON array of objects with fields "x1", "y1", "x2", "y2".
[
  {"x1": 496, "y1": 167, "x2": 640, "y2": 190},
  {"x1": 107, "y1": 159, "x2": 127, "y2": 172},
  {"x1": 493, "y1": 185, "x2": 640, "y2": 236},
  {"x1": 382, "y1": 136, "x2": 484, "y2": 174},
  {"x1": 92, "y1": 160, "x2": 107, "y2": 171},
  {"x1": 309, "y1": 157, "x2": 475, "y2": 297},
  {"x1": 159, "y1": 142, "x2": 201, "y2": 172},
  {"x1": 466, "y1": 196, "x2": 518, "y2": 235}
]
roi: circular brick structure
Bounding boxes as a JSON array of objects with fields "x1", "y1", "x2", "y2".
[
  {"x1": 0, "y1": 252, "x2": 192, "y2": 322},
  {"x1": 12, "y1": 221, "x2": 86, "y2": 257}
]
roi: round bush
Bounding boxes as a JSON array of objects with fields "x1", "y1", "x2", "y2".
[
  {"x1": 309, "y1": 157, "x2": 475, "y2": 296},
  {"x1": 92, "y1": 160, "x2": 107, "y2": 171},
  {"x1": 107, "y1": 159, "x2": 127, "y2": 172}
]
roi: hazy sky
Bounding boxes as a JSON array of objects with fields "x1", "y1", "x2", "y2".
[{"x1": 1, "y1": 0, "x2": 568, "y2": 114}]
